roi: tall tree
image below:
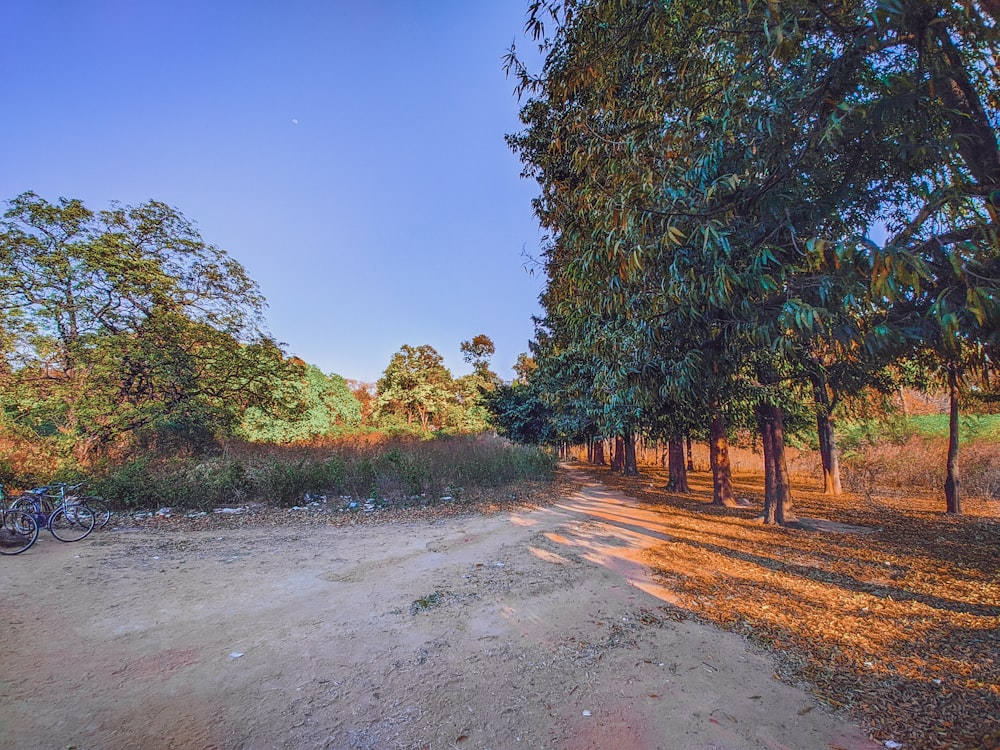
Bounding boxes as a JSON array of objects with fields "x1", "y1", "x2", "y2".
[
  {"x1": 375, "y1": 344, "x2": 454, "y2": 433},
  {"x1": 0, "y1": 192, "x2": 292, "y2": 456},
  {"x1": 454, "y1": 334, "x2": 502, "y2": 432},
  {"x1": 240, "y1": 364, "x2": 362, "y2": 443},
  {"x1": 509, "y1": 0, "x2": 1000, "y2": 518}
]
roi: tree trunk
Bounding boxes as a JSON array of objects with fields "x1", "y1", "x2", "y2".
[
  {"x1": 759, "y1": 404, "x2": 796, "y2": 525},
  {"x1": 759, "y1": 408, "x2": 778, "y2": 525},
  {"x1": 623, "y1": 430, "x2": 638, "y2": 476},
  {"x1": 811, "y1": 372, "x2": 842, "y2": 495},
  {"x1": 610, "y1": 435, "x2": 624, "y2": 472},
  {"x1": 686, "y1": 434, "x2": 694, "y2": 471},
  {"x1": 816, "y1": 413, "x2": 843, "y2": 494},
  {"x1": 770, "y1": 404, "x2": 797, "y2": 525},
  {"x1": 592, "y1": 438, "x2": 605, "y2": 465},
  {"x1": 667, "y1": 437, "x2": 690, "y2": 492},
  {"x1": 709, "y1": 411, "x2": 737, "y2": 507},
  {"x1": 945, "y1": 364, "x2": 963, "y2": 515},
  {"x1": 587, "y1": 438, "x2": 594, "y2": 463}
]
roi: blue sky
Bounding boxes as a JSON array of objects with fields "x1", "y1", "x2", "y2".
[{"x1": 1, "y1": 1, "x2": 546, "y2": 382}]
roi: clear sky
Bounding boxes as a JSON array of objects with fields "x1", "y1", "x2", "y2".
[{"x1": 1, "y1": 1, "x2": 546, "y2": 383}]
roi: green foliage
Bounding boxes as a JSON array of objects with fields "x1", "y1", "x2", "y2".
[
  {"x1": 838, "y1": 409, "x2": 1000, "y2": 453},
  {"x1": 838, "y1": 414, "x2": 916, "y2": 452},
  {"x1": 256, "y1": 456, "x2": 347, "y2": 505},
  {"x1": 460, "y1": 334, "x2": 498, "y2": 381},
  {"x1": 484, "y1": 382, "x2": 557, "y2": 445},
  {"x1": 92, "y1": 456, "x2": 251, "y2": 510},
  {"x1": 374, "y1": 447, "x2": 430, "y2": 497},
  {"x1": 375, "y1": 344, "x2": 455, "y2": 433},
  {"x1": 506, "y1": 0, "x2": 1000, "y2": 509},
  {"x1": 373, "y1": 341, "x2": 501, "y2": 435},
  {"x1": 907, "y1": 414, "x2": 1000, "y2": 443},
  {"x1": 239, "y1": 365, "x2": 362, "y2": 443},
  {"x1": 0, "y1": 192, "x2": 298, "y2": 457}
]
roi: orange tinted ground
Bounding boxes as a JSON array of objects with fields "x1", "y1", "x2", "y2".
[{"x1": 580, "y1": 463, "x2": 1000, "y2": 750}]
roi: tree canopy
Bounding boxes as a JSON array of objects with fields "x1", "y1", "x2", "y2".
[
  {"x1": 505, "y1": 0, "x2": 1000, "y2": 518},
  {"x1": 0, "y1": 192, "x2": 298, "y2": 457}
]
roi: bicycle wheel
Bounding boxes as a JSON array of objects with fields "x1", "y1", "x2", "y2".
[
  {"x1": 0, "y1": 510, "x2": 39, "y2": 554},
  {"x1": 10, "y1": 496, "x2": 38, "y2": 514},
  {"x1": 81, "y1": 496, "x2": 111, "y2": 529},
  {"x1": 11, "y1": 494, "x2": 54, "y2": 516},
  {"x1": 48, "y1": 505, "x2": 95, "y2": 542}
]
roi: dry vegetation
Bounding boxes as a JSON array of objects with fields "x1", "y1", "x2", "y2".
[{"x1": 578, "y1": 462, "x2": 1000, "y2": 750}]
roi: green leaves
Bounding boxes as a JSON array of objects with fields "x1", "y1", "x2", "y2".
[
  {"x1": 0, "y1": 192, "x2": 290, "y2": 453},
  {"x1": 506, "y1": 0, "x2": 1000, "y2": 477},
  {"x1": 375, "y1": 344, "x2": 457, "y2": 434}
]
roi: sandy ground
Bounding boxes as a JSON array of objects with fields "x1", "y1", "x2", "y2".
[{"x1": 0, "y1": 467, "x2": 882, "y2": 750}]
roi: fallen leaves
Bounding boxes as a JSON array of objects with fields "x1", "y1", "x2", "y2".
[{"x1": 589, "y1": 465, "x2": 1000, "y2": 750}]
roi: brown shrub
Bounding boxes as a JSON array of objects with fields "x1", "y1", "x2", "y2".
[{"x1": 840, "y1": 435, "x2": 999, "y2": 500}]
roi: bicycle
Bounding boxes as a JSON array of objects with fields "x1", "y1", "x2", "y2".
[
  {"x1": 51, "y1": 482, "x2": 112, "y2": 529},
  {"x1": 11, "y1": 481, "x2": 110, "y2": 530},
  {"x1": 0, "y1": 482, "x2": 40, "y2": 555},
  {"x1": 10, "y1": 485, "x2": 96, "y2": 542}
]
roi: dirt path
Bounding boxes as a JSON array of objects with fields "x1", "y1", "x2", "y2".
[{"x1": 0, "y1": 468, "x2": 881, "y2": 750}]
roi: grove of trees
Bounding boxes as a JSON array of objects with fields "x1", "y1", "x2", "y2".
[
  {"x1": 0, "y1": 191, "x2": 503, "y2": 484},
  {"x1": 496, "y1": 0, "x2": 1000, "y2": 521},
  {"x1": 0, "y1": 192, "x2": 300, "y2": 465},
  {"x1": 375, "y1": 337, "x2": 500, "y2": 435}
]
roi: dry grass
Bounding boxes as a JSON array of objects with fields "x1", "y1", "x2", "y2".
[{"x1": 578, "y1": 463, "x2": 1000, "y2": 750}]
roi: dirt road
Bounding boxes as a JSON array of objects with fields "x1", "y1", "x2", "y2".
[{"x1": 0, "y1": 468, "x2": 880, "y2": 749}]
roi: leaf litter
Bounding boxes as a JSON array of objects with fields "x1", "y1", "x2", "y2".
[{"x1": 588, "y1": 465, "x2": 1000, "y2": 750}]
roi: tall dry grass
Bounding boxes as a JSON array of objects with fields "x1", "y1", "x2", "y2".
[
  {"x1": 88, "y1": 433, "x2": 557, "y2": 510},
  {"x1": 569, "y1": 433, "x2": 1000, "y2": 504}
]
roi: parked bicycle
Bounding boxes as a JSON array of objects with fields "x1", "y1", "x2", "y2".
[
  {"x1": 0, "y1": 483, "x2": 40, "y2": 555},
  {"x1": 51, "y1": 482, "x2": 111, "y2": 529},
  {"x1": 11, "y1": 482, "x2": 110, "y2": 531},
  {"x1": 9, "y1": 485, "x2": 96, "y2": 542}
]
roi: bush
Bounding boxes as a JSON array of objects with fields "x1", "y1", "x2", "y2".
[
  {"x1": 92, "y1": 456, "x2": 249, "y2": 509},
  {"x1": 88, "y1": 434, "x2": 556, "y2": 510},
  {"x1": 839, "y1": 413, "x2": 915, "y2": 452},
  {"x1": 840, "y1": 435, "x2": 1000, "y2": 500}
]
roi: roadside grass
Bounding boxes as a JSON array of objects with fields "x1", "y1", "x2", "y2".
[
  {"x1": 90, "y1": 433, "x2": 557, "y2": 510},
  {"x1": 838, "y1": 434, "x2": 1000, "y2": 501},
  {"x1": 584, "y1": 463, "x2": 1000, "y2": 750}
]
